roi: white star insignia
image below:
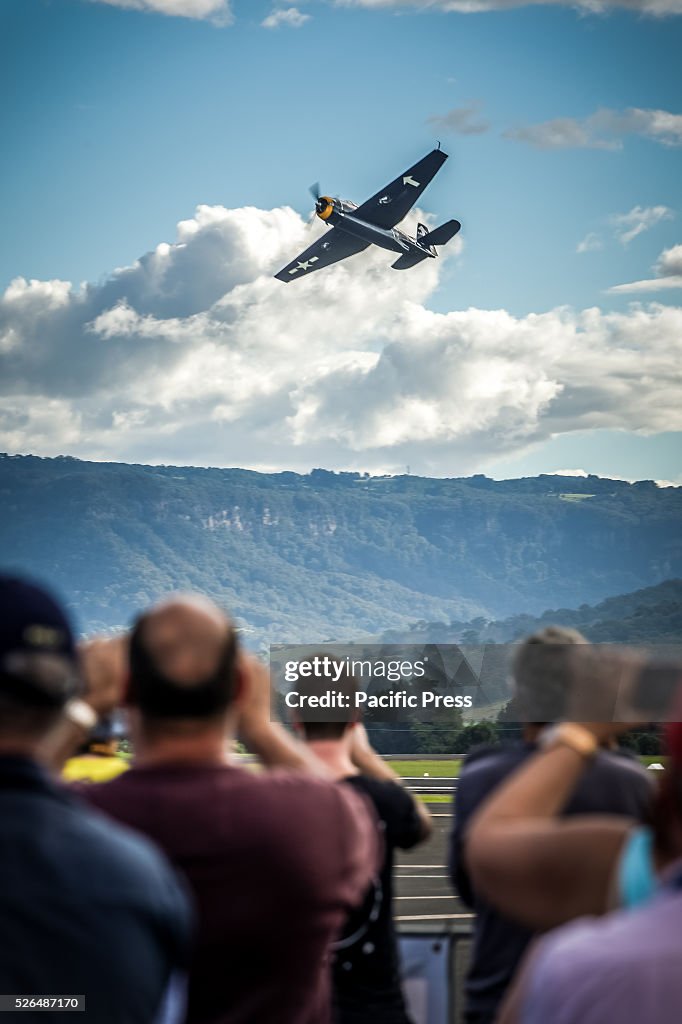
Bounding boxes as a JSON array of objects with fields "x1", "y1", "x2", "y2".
[{"x1": 288, "y1": 256, "x2": 320, "y2": 275}]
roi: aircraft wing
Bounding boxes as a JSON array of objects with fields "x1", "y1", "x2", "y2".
[
  {"x1": 352, "y1": 149, "x2": 448, "y2": 230},
  {"x1": 274, "y1": 229, "x2": 370, "y2": 282}
]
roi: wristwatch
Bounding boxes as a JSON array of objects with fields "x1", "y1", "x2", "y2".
[
  {"x1": 64, "y1": 698, "x2": 99, "y2": 732},
  {"x1": 538, "y1": 722, "x2": 599, "y2": 759}
]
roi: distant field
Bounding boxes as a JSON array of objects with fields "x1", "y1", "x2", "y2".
[
  {"x1": 239, "y1": 753, "x2": 666, "y2": 778},
  {"x1": 391, "y1": 755, "x2": 667, "y2": 778},
  {"x1": 392, "y1": 759, "x2": 462, "y2": 778},
  {"x1": 640, "y1": 755, "x2": 668, "y2": 768}
]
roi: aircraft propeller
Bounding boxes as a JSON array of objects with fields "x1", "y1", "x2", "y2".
[{"x1": 307, "y1": 182, "x2": 329, "y2": 226}]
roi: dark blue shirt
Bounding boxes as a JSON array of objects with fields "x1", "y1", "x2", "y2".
[
  {"x1": 0, "y1": 756, "x2": 191, "y2": 1024},
  {"x1": 449, "y1": 743, "x2": 654, "y2": 1024},
  {"x1": 333, "y1": 776, "x2": 424, "y2": 1024}
]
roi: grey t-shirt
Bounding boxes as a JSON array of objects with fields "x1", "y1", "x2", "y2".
[{"x1": 448, "y1": 743, "x2": 654, "y2": 1024}]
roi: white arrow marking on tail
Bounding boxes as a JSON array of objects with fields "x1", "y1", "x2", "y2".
[{"x1": 403, "y1": 175, "x2": 420, "y2": 187}]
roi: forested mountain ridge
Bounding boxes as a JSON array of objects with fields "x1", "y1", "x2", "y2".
[
  {"x1": 1, "y1": 453, "x2": 680, "y2": 642},
  {"x1": 493, "y1": 577, "x2": 682, "y2": 644},
  {"x1": 382, "y1": 578, "x2": 682, "y2": 646},
  {"x1": 373, "y1": 579, "x2": 682, "y2": 738}
]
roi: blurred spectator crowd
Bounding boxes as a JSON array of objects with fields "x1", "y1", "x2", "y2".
[{"x1": 1, "y1": 573, "x2": 681, "y2": 1024}]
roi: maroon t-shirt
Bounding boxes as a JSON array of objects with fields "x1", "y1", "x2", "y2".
[{"x1": 76, "y1": 763, "x2": 378, "y2": 1024}]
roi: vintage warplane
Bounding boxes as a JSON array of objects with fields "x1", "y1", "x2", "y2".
[{"x1": 275, "y1": 147, "x2": 460, "y2": 282}]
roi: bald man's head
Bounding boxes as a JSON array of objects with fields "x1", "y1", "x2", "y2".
[{"x1": 129, "y1": 595, "x2": 239, "y2": 721}]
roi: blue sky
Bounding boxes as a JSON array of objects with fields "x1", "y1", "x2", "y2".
[{"x1": 0, "y1": 0, "x2": 681, "y2": 482}]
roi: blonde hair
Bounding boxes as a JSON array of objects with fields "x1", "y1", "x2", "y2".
[{"x1": 512, "y1": 625, "x2": 587, "y2": 722}]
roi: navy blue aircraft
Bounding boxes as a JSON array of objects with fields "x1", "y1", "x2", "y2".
[{"x1": 275, "y1": 147, "x2": 460, "y2": 282}]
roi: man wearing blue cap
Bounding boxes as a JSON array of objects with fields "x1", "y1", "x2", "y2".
[{"x1": 0, "y1": 574, "x2": 192, "y2": 1024}]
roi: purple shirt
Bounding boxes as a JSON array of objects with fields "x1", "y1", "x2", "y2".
[
  {"x1": 521, "y1": 883, "x2": 682, "y2": 1024},
  {"x1": 75, "y1": 762, "x2": 379, "y2": 1024}
]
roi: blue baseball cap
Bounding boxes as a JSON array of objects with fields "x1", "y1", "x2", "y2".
[{"x1": 0, "y1": 575, "x2": 79, "y2": 706}]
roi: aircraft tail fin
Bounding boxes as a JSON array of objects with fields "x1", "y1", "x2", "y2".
[
  {"x1": 392, "y1": 217, "x2": 462, "y2": 269},
  {"x1": 419, "y1": 219, "x2": 461, "y2": 248}
]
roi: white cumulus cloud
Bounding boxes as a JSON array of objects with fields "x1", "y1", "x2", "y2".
[
  {"x1": 610, "y1": 205, "x2": 675, "y2": 245},
  {"x1": 576, "y1": 232, "x2": 603, "y2": 254},
  {"x1": 609, "y1": 243, "x2": 682, "y2": 293},
  {"x1": 506, "y1": 107, "x2": 682, "y2": 149},
  {"x1": 262, "y1": 6, "x2": 311, "y2": 27},
  {"x1": 88, "y1": 0, "x2": 233, "y2": 24},
  {"x1": 1, "y1": 202, "x2": 681, "y2": 476},
  {"x1": 336, "y1": 0, "x2": 682, "y2": 14},
  {"x1": 428, "y1": 102, "x2": 490, "y2": 135}
]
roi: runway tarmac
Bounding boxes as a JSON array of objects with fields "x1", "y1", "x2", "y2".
[{"x1": 394, "y1": 798, "x2": 472, "y2": 925}]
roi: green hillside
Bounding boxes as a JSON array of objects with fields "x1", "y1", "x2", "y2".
[
  {"x1": 389, "y1": 579, "x2": 682, "y2": 645},
  {"x1": 377, "y1": 579, "x2": 682, "y2": 712},
  {"x1": 1, "y1": 454, "x2": 681, "y2": 643}
]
